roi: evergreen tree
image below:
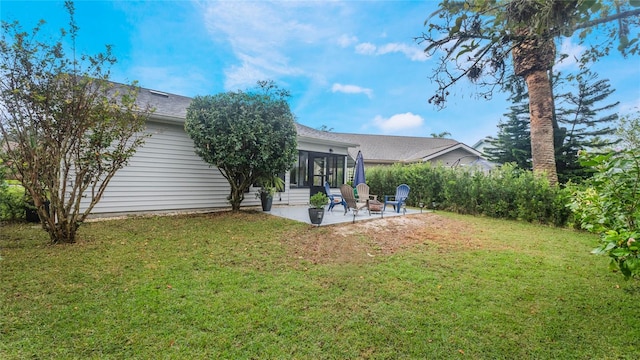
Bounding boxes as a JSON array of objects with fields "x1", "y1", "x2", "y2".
[
  {"x1": 489, "y1": 70, "x2": 619, "y2": 184},
  {"x1": 486, "y1": 102, "x2": 531, "y2": 169},
  {"x1": 418, "y1": 0, "x2": 640, "y2": 185},
  {"x1": 555, "y1": 71, "x2": 620, "y2": 183}
]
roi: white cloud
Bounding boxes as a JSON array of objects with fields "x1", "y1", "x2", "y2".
[
  {"x1": 337, "y1": 34, "x2": 358, "y2": 48},
  {"x1": 555, "y1": 38, "x2": 585, "y2": 70},
  {"x1": 331, "y1": 83, "x2": 373, "y2": 98},
  {"x1": 355, "y1": 42, "x2": 377, "y2": 55},
  {"x1": 199, "y1": 1, "x2": 336, "y2": 90},
  {"x1": 373, "y1": 112, "x2": 424, "y2": 132},
  {"x1": 377, "y1": 43, "x2": 426, "y2": 61},
  {"x1": 355, "y1": 42, "x2": 427, "y2": 61}
]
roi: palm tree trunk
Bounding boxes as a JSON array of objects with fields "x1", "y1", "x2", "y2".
[
  {"x1": 524, "y1": 70, "x2": 558, "y2": 185},
  {"x1": 511, "y1": 23, "x2": 559, "y2": 185}
]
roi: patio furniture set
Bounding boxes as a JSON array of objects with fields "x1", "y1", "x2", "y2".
[{"x1": 324, "y1": 182, "x2": 410, "y2": 223}]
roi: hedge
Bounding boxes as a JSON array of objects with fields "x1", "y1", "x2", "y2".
[{"x1": 366, "y1": 162, "x2": 571, "y2": 226}]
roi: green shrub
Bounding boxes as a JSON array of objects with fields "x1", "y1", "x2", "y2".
[
  {"x1": 309, "y1": 192, "x2": 328, "y2": 208},
  {"x1": 0, "y1": 163, "x2": 26, "y2": 221},
  {"x1": 569, "y1": 150, "x2": 640, "y2": 279},
  {"x1": 367, "y1": 162, "x2": 570, "y2": 226}
]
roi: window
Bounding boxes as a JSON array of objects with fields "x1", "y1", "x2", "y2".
[
  {"x1": 290, "y1": 151, "x2": 309, "y2": 187},
  {"x1": 326, "y1": 155, "x2": 345, "y2": 188}
]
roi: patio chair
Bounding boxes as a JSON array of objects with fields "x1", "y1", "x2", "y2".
[
  {"x1": 383, "y1": 184, "x2": 410, "y2": 214},
  {"x1": 324, "y1": 181, "x2": 346, "y2": 212},
  {"x1": 355, "y1": 183, "x2": 377, "y2": 202},
  {"x1": 340, "y1": 184, "x2": 368, "y2": 223}
]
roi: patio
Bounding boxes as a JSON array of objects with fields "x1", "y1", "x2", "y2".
[{"x1": 267, "y1": 204, "x2": 422, "y2": 226}]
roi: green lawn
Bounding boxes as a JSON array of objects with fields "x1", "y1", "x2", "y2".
[{"x1": 1, "y1": 211, "x2": 638, "y2": 359}]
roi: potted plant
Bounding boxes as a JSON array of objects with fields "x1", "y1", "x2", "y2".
[
  {"x1": 255, "y1": 175, "x2": 284, "y2": 211},
  {"x1": 308, "y1": 192, "x2": 328, "y2": 225}
]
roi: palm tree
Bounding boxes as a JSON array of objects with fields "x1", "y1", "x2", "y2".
[{"x1": 508, "y1": 1, "x2": 559, "y2": 184}]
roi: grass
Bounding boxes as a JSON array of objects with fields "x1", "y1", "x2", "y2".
[{"x1": 1, "y1": 211, "x2": 639, "y2": 359}]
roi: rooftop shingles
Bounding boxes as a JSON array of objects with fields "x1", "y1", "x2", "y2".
[
  {"x1": 333, "y1": 133, "x2": 460, "y2": 163},
  {"x1": 126, "y1": 84, "x2": 469, "y2": 163},
  {"x1": 134, "y1": 88, "x2": 192, "y2": 119}
]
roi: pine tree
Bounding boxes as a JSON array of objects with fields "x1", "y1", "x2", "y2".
[
  {"x1": 555, "y1": 71, "x2": 620, "y2": 183},
  {"x1": 486, "y1": 102, "x2": 531, "y2": 170},
  {"x1": 489, "y1": 70, "x2": 619, "y2": 184}
]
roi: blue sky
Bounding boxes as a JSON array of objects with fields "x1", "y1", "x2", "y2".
[{"x1": 2, "y1": 1, "x2": 639, "y2": 146}]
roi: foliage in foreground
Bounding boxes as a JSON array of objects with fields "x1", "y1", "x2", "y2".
[
  {"x1": 570, "y1": 149, "x2": 640, "y2": 279},
  {"x1": 184, "y1": 81, "x2": 297, "y2": 212},
  {"x1": 1, "y1": 212, "x2": 638, "y2": 359},
  {"x1": 367, "y1": 162, "x2": 571, "y2": 226},
  {"x1": 0, "y1": 2, "x2": 150, "y2": 243}
]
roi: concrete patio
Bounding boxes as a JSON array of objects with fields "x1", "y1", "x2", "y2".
[{"x1": 267, "y1": 204, "x2": 422, "y2": 226}]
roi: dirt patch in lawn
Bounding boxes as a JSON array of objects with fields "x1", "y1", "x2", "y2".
[{"x1": 285, "y1": 213, "x2": 486, "y2": 265}]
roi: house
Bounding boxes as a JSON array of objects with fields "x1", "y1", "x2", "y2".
[
  {"x1": 333, "y1": 132, "x2": 489, "y2": 168},
  {"x1": 472, "y1": 137, "x2": 494, "y2": 157},
  {"x1": 85, "y1": 85, "x2": 491, "y2": 216},
  {"x1": 85, "y1": 87, "x2": 356, "y2": 216}
]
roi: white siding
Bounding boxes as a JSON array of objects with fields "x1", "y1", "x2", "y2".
[
  {"x1": 429, "y1": 148, "x2": 480, "y2": 167},
  {"x1": 83, "y1": 120, "x2": 354, "y2": 215},
  {"x1": 87, "y1": 121, "x2": 236, "y2": 214},
  {"x1": 288, "y1": 188, "x2": 310, "y2": 205}
]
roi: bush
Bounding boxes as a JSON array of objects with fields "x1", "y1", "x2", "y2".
[
  {"x1": 569, "y1": 150, "x2": 640, "y2": 279},
  {"x1": 0, "y1": 163, "x2": 26, "y2": 221},
  {"x1": 367, "y1": 162, "x2": 571, "y2": 226},
  {"x1": 309, "y1": 192, "x2": 328, "y2": 208}
]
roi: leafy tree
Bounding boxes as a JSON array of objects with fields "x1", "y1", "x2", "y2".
[
  {"x1": 317, "y1": 125, "x2": 334, "y2": 132},
  {"x1": 418, "y1": 0, "x2": 640, "y2": 185},
  {"x1": 184, "y1": 81, "x2": 297, "y2": 212},
  {"x1": 0, "y1": 2, "x2": 151, "y2": 244},
  {"x1": 570, "y1": 149, "x2": 640, "y2": 279},
  {"x1": 568, "y1": 108, "x2": 639, "y2": 280},
  {"x1": 616, "y1": 111, "x2": 640, "y2": 149},
  {"x1": 430, "y1": 131, "x2": 452, "y2": 138}
]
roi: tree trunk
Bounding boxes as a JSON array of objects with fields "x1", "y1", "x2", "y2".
[
  {"x1": 524, "y1": 70, "x2": 558, "y2": 185},
  {"x1": 229, "y1": 187, "x2": 244, "y2": 212},
  {"x1": 512, "y1": 25, "x2": 559, "y2": 186}
]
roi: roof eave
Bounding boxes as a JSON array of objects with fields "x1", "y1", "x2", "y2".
[
  {"x1": 149, "y1": 113, "x2": 185, "y2": 125},
  {"x1": 298, "y1": 135, "x2": 359, "y2": 148},
  {"x1": 421, "y1": 143, "x2": 483, "y2": 161}
]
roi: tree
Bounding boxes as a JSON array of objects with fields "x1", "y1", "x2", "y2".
[
  {"x1": 490, "y1": 70, "x2": 620, "y2": 183},
  {"x1": 569, "y1": 110, "x2": 639, "y2": 280},
  {"x1": 486, "y1": 102, "x2": 532, "y2": 169},
  {"x1": 570, "y1": 148, "x2": 640, "y2": 279},
  {"x1": 0, "y1": 2, "x2": 151, "y2": 244},
  {"x1": 617, "y1": 111, "x2": 640, "y2": 149},
  {"x1": 555, "y1": 70, "x2": 620, "y2": 183},
  {"x1": 418, "y1": 0, "x2": 640, "y2": 185},
  {"x1": 430, "y1": 131, "x2": 452, "y2": 138},
  {"x1": 317, "y1": 125, "x2": 334, "y2": 132},
  {"x1": 184, "y1": 81, "x2": 297, "y2": 212}
]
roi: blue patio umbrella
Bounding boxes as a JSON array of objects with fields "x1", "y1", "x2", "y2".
[{"x1": 353, "y1": 150, "x2": 366, "y2": 186}]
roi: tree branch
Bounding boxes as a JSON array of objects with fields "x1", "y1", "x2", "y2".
[{"x1": 573, "y1": 8, "x2": 640, "y2": 31}]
